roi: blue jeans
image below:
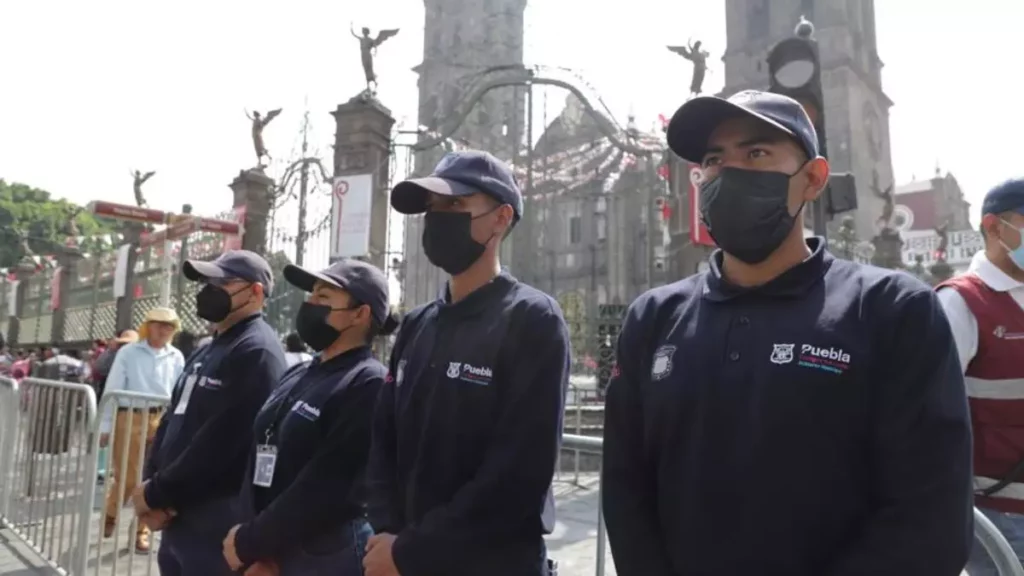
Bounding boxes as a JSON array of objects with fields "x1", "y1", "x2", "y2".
[
  {"x1": 277, "y1": 518, "x2": 373, "y2": 576},
  {"x1": 965, "y1": 507, "x2": 1024, "y2": 576}
]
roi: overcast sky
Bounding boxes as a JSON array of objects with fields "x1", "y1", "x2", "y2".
[{"x1": 2, "y1": 0, "x2": 1020, "y2": 264}]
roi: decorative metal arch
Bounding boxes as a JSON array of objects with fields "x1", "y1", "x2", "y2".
[{"x1": 412, "y1": 65, "x2": 659, "y2": 157}]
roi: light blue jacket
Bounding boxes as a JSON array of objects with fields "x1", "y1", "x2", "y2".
[{"x1": 100, "y1": 341, "x2": 184, "y2": 432}]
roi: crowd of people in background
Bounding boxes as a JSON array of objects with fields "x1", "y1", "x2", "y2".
[{"x1": 0, "y1": 326, "x2": 312, "y2": 392}]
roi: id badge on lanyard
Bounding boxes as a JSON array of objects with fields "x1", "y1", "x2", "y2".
[
  {"x1": 253, "y1": 442, "x2": 278, "y2": 488},
  {"x1": 173, "y1": 374, "x2": 198, "y2": 415},
  {"x1": 254, "y1": 400, "x2": 289, "y2": 489},
  {"x1": 252, "y1": 368, "x2": 320, "y2": 489},
  {"x1": 173, "y1": 347, "x2": 213, "y2": 416}
]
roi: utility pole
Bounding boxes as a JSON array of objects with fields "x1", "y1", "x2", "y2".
[{"x1": 295, "y1": 110, "x2": 311, "y2": 266}]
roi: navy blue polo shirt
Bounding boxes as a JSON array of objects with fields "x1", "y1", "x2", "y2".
[
  {"x1": 145, "y1": 313, "x2": 287, "y2": 513},
  {"x1": 601, "y1": 238, "x2": 973, "y2": 576},
  {"x1": 367, "y1": 272, "x2": 571, "y2": 576},
  {"x1": 233, "y1": 346, "x2": 386, "y2": 564}
]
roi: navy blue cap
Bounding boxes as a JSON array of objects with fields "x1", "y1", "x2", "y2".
[
  {"x1": 390, "y1": 150, "x2": 524, "y2": 221},
  {"x1": 283, "y1": 259, "x2": 390, "y2": 326},
  {"x1": 667, "y1": 90, "x2": 820, "y2": 164},
  {"x1": 183, "y1": 250, "x2": 274, "y2": 296},
  {"x1": 982, "y1": 178, "x2": 1024, "y2": 216}
]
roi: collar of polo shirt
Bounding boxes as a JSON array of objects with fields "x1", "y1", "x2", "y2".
[
  {"x1": 968, "y1": 250, "x2": 1024, "y2": 293},
  {"x1": 704, "y1": 237, "x2": 832, "y2": 302},
  {"x1": 437, "y1": 271, "x2": 515, "y2": 315}
]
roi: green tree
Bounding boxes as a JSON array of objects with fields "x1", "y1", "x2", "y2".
[{"x1": 0, "y1": 179, "x2": 117, "y2": 268}]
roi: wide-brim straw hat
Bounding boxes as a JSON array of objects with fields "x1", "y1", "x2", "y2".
[
  {"x1": 138, "y1": 307, "x2": 181, "y2": 340},
  {"x1": 113, "y1": 330, "x2": 139, "y2": 344}
]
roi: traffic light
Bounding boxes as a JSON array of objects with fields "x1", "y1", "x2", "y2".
[{"x1": 766, "y1": 17, "x2": 858, "y2": 237}]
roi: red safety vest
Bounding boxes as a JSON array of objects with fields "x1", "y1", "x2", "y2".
[{"x1": 939, "y1": 274, "x2": 1024, "y2": 513}]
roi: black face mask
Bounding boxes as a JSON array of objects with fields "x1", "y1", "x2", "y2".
[
  {"x1": 422, "y1": 209, "x2": 497, "y2": 275},
  {"x1": 295, "y1": 302, "x2": 355, "y2": 352},
  {"x1": 196, "y1": 283, "x2": 250, "y2": 323},
  {"x1": 700, "y1": 166, "x2": 805, "y2": 265}
]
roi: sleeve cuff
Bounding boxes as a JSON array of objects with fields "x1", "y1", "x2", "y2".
[
  {"x1": 233, "y1": 522, "x2": 261, "y2": 565},
  {"x1": 392, "y1": 530, "x2": 436, "y2": 576},
  {"x1": 143, "y1": 476, "x2": 172, "y2": 511}
]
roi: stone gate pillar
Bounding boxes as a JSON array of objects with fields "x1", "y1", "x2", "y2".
[
  {"x1": 230, "y1": 170, "x2": 275, "y2": 254},
  {"x1": 330, "y1": 94, "x2": 396, "y2": 272},
  {"x1": 114, "y1": 225, "x2": 144, "y2": 333},
  {"x1": 6, "y1": 272, "x2": 29, "y2": 345},
  {"x1": 871, "y1": 229, "x2": 905, "y2": 270},
  {"x1": 49, "y1": 248, "x2": 80, "y2": 343}
]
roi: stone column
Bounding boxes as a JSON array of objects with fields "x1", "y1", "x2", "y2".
[
  {"x1": 330, "y1": 94, "x2": 396, "y2": 272},
  {"x1": 929, "y1": 260, "x2": 954, "y2": 284},
  {"x1": 870, "y1": 229, "x2": 905, "y2": 270},
  {"x1": 230, "y1": 170, "x2": 276, "y2": 254},
  {"x1": 175, "y1": 203, "x2": 193, "y2": 309},
  {"x1": 49, "y1": 248, "x2": 80, "y2": 343},
  {"x1": 6, "y1": 272, "x2": 29, "y2": 345},
  {"x1": 114, "y1": 225, "x2": 144, "y2": 333}
]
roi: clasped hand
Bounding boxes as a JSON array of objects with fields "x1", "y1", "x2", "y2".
[
  {"x1": 363, "y1": 533, "x2": 400, "y2": 576},
  {"x1": 130, "y1": 481, "x2": 175, "y2": 531}
]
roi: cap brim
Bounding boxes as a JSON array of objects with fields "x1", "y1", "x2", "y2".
[
  {"x1": 183, "y1": 259, "x2": 227, "y2": 282},
  {"x1": 667, "y1": 96, "x2": 797, "y2": 163},
  {"x1": 283, "y1": 264, "x2": 345, "y2": 293},
  {"x1": 390, "y1": 177, "x2": 478, "y2": 215}
]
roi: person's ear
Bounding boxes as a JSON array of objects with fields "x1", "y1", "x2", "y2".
[
  {"x1": 355, "y1": 304, "x2": 373, "y2": 328},
  {"x1": 981, "y1": 213, "x2": 1002, "y2": 240},
  {"x1": 801, "y1": 157, "x2": 830, "y2": 203},
  {"x1": 494, "y1": 204, "x2": 514, "y2": 237}
]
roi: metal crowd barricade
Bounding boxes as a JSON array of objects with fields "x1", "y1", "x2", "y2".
[
  {"x1": 974, "y1": 508, "x2": 1024, "y2": 576},
  {"x1": 0, "y1": 376, "x2": 20, "y2": 519},
  {"x1": 558, "y1": 433, "x2": 1024, "y2": 576},
  {"x1": 0, "y1": 376, "x2": 98, "y2": 575},
  {"x1": 81, "y1": 389, "x2": 170, "y2": 576}
]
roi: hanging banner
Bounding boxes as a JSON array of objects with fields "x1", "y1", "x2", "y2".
[
  {"x1": 113, "y1": 244, "x2": 131, "y2": 298},
  {"x1": 687, "y1": 163, "x2": 715, "y2": 247},
  {"x1": 902, "y1": 229, "x2": 983, "y2": 267},
  {"x1": 50, "y1": 267, "x2": 63, "y2": 310},
  {"x1": 223, "y1": 205, "x2": 247, "y2": 252},
  {"x1": 330, "y1": 174, "x2": 374, "y2": 259},
  {"x1": 7, "y1": 279, "x2": 19, "y2": 317}
]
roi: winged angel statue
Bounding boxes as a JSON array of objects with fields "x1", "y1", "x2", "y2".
[
  {"x1": 667, "y1": 39, "x2": 710, "y2": 96},
  {"x1": 247, "y1": 109, "x2": 283, "y2": 167},
  {"x1": 352, "y1": 24, "x2": 400, "y2": 93},
  {"x1": 131, "y1": 169, "x2": 156, "y2": 207}
]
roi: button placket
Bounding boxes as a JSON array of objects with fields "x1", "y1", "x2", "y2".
[{"x1": 723, "y1": 312, "x2": 753, "y2": 366}]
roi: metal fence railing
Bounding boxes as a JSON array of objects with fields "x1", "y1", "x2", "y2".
[
  {"x1": 0, "y1": 378, "x2": 1020, "y2": 575},
  {"x1": 83, "y1": 390, "x2": 171, "y2": 576},
  {"x1": 0, "y1": 376, "x2": 97, "y2": 574},
  {"x1": 559, "y1": 433, "x2": 1024, "y2": 576}
]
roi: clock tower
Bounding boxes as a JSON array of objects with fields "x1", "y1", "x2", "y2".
[{"x1": 721, "y1": 0, "x2": 893, "y2": 241}]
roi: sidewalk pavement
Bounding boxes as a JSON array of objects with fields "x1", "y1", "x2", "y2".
[{"x1": 0, "y1": 528, "x2": 58, "y2": 575}]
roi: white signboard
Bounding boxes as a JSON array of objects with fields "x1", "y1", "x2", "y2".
[
  {"x1": 901, "y1": 228, "x2": 983, "y2": 267},
  {"x1": 330, "y1": 174, "x2": 374, "y2": 259}
]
